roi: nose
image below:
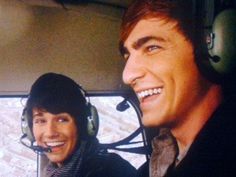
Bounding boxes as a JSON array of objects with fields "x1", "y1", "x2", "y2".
[
  {"x1": 44, "y1": 121, "x2": 59, "y2": 138},
  {"x1": 122, "y1": 54, "x2": 144, "y2": 87}
]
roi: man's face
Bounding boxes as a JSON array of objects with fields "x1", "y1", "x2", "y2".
[
  {"x1": 32, "y1": 108, "x2": 78, "y2": 166},
  {"x1": 122, "y1": 18, "x2": 207, "y2": 128}
]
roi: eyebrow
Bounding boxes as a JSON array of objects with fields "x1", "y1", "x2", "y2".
[
  {"x1": 33, "y1": 112, "x2": 43, "y2": 118},
  {"x1": 120, "y1": 36, "x2": 165, "y2": 56},
  {"x1": 133, "y1": 36, "x2": 165, "y2": 50}
]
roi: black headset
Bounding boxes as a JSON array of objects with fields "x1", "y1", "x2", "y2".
[
  {"x1": 207, "y1": 9, "x2": 236, "y2": 76},
  {"x1": 20, "y1": 85, "x2": 99, "y2": 153},
  {"x1": 195, "y1": 0, "x2": 236, "y2": 80}
]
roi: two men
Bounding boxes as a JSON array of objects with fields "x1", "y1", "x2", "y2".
[
  {"x1": 119, "y1": 0, "x2": 236, "y2": 176},
  {"x1": 21, "y1": 0, "x2": 236, "y2": 176}
]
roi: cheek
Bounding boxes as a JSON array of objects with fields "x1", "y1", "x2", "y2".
[
  {"x1": 70, "y1": 131, "x2": 78, "y2": 143},
  {"x1": 32, "y1": 127, "x2": 42, "y2": 143},
  {"x1": 174, "y1": 60, "x2": 200, "y2": 91},
  {"x1": 68, "y1": 125, "x2": 78, "y2": 142},
  {"x1": 32, "y1": 126, "x2": 37, "y2": 137}
]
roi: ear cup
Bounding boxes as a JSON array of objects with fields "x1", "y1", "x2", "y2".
[
  {"x1": 21, "y1": 108, "x2": 35, "y2": 143},
  {"x1": 208, "y1": 9, "x2": 236, "y2": 75},
  {"x1": 87, "y1": 104, "x2": 99, "y2": 137}
]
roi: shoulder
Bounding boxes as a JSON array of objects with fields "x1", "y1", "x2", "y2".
[
  {"x1": 171, "y1": 96, "x2": 236, "y2": 176},
  {"x1": 82, "y1": 151, "x2": 137, "y2": 177},
  {"x1": 137, "y1": 161, "x2": 149, "y2": 177}
]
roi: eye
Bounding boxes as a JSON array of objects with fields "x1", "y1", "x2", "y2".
[
  {"x1": 33, "y1": 117, "x2": 46, "y2": 125},
  {"x1": 57, "y1": 115, "x2": 70, "y2": 123},
  {"x1": 145, "y1": 45, "x2": 160, "y2": 53},
  {"x1": 123, "y1": 53, "x2": 130, "y2": 60},
  {"x1": 121, "y1": 47, "x2": 130, "y2": 61}
]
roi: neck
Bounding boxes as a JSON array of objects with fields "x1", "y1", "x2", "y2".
[{"x1": 171, "y1": 84, "x2": 223, "y2": 154}]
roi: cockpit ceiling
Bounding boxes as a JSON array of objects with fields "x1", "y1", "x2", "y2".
[
  {"x1": 19, "y1": 0, "x2": 133, "y2": 8},
  {"x1": 0, "y1": 0, "x2": 130, "y2": 95}
]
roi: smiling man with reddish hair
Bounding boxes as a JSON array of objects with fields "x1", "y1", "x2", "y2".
[{"x1": 119, "y1": 0, "x2": 236, "y2": 176}]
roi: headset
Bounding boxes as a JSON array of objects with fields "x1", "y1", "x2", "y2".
[
  {"x1": 20, "y1": 85, "x2": 99, "y2": 153},
  {"x1": 197, "y1": 0, "x2": 236, "y2": 80},
  {"x1": 207, "y1": 9, "x2": 236, "y2": 76}
]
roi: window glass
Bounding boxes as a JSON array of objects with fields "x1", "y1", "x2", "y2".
[
  {"x1": 91, "y1": 97, "x2": 146, "y2": 168},
  {"x1": 0, "y1": 98, "x2": 37, "y2": 177},
  {"x1": 0, "y1": 96, "x2": 146, "y2": 177}
]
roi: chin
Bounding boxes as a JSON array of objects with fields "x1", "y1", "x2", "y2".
[
  {"x1": 142, "y1": 116, "x2": 157, "y2": 127},
  {"x1": 47, "y1": 154, "x2": 64, "y2": 164},
  {"x1": 141, "y1": 114, "x2": 166, "y2": 128}
]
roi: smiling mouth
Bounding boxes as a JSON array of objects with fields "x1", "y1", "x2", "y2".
[
  {"x1": 45, "y1": 141, "x2": 65, "y2": 148},
  {"x1": 137, "y1": 88, "x2": 163, "y2": 101}
]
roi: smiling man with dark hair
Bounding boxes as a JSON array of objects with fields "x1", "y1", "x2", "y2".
[{"x1": 22, "y1": 72, "x2": 137, "y2": 177}]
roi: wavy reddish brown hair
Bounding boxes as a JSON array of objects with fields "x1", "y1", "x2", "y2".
[{"x1": 119, "y1": 0, "x2": 205, "y2": 57}]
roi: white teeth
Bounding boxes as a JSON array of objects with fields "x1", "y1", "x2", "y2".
[
  {"x1": 46, "y1": 142, "x2": 64, "y2": 147},
  {"x1": 137, "y1": 88, "x2": 162, "y2": 99},
  {"x1": 148, "y1": 90, "x2": 153, "y2": 95}
]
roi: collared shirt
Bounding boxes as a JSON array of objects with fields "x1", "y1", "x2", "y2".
[
  {"x1": 149, "y1": 128, "x2": 179, "y2": 177},
  {"x1": 175, "y1": 144, "x2": 190, "y2": 166}
]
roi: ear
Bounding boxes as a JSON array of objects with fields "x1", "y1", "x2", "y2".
[
  {"x1": 21, "y1": 108, "x2": 35, "y2": 143},
  {"x1": 86, "y1": 104, "x2": 99, "y2": 137}
]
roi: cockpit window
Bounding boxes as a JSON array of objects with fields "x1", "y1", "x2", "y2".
[
  {"x1": 91, "y1": 97, "x2": 146, "y2": 168},
  {"x1": 0, "y1": 98, "x2": 37, "y2": 176}
]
